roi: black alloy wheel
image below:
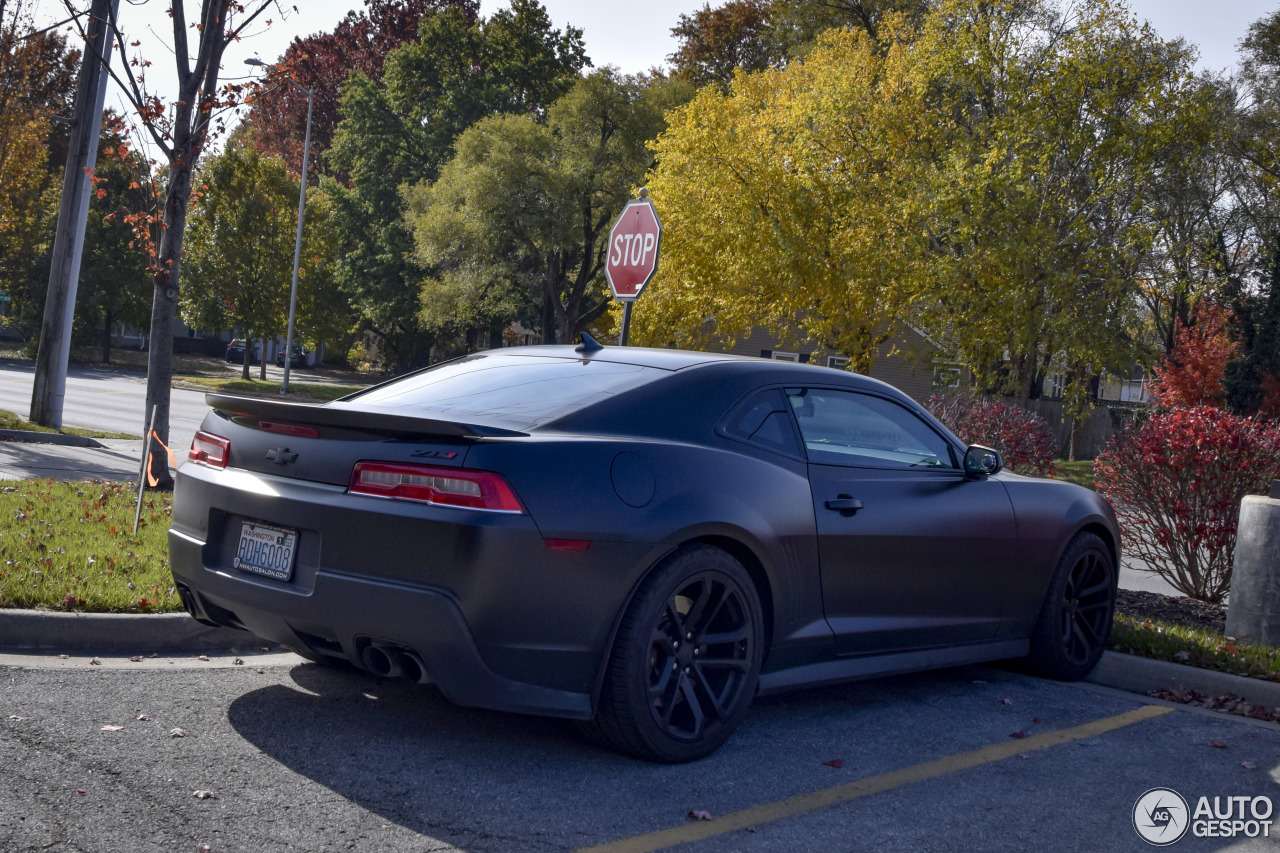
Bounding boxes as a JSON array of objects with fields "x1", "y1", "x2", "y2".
[
  {"x1": 1027, "y1": 532, "x2": 1116, "y2": 681},
  {"x1": 582, "y1": 544, "x2": 763, "y2": 762}
]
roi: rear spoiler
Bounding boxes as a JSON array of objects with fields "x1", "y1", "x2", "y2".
[{"x1": 204, "y1": 393, "x2": 528, "y2": 439}]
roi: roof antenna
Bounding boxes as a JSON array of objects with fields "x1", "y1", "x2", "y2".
[{"x1": 576, "y1": 332, "x2": 604, "y2": 353}]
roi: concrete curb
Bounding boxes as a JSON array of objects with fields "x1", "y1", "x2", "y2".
[
  {"x1": 0, "y1": 609, "x2": 268, "y2": 654},
  {"x1": 0, "y1": 429, "x2": 103, "y2": 448},
  {"x1": 1086, "y1": 650, "x2": 1280, "y2": 709}
]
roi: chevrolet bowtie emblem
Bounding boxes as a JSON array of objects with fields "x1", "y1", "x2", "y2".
[{"x1": 266, "y1": 447, "x2": 298, "y2": 465}]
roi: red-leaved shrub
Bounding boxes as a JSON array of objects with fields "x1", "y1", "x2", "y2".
[
  {"x1": 1093, "y1": 406, "x2": 1280, "y2": 602},
  {"x1": 926, "y1": 391, "x2": 1058, "y2": 477}
]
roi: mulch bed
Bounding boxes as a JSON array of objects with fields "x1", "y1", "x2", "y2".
[{"x1": 1115, "y1": 589, "x2": 1226, "y2": 635}]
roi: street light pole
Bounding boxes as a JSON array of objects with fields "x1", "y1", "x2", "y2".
[{"x1": 245, "y1": 59, "x2": 312, "y2": 395}]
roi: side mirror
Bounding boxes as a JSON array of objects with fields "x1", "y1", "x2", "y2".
[{"x1": 964, "y1": 445, "x2": 1002, "y2": 478}]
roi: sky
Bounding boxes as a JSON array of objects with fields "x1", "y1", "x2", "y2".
[{"x1": 29, "y1": 0, "x2": 1275, "y2": 151}]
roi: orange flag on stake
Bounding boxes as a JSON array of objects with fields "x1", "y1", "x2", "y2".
[{"x1": 145, "y1": 431, "x2": 178, "y2": 487}]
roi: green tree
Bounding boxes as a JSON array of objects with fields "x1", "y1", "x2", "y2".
[
  {"x1": 74, "y1": 146, "x2": 153, "y2": 362},
  {"x1": 326, "y1": 0, "x2": 588, "y2": 370},
  {"x1": 1220, "y1": 9, "x2": 1280, "y2": 415},
  {"x1": 179, "y1": 141, "x2": 297, "y2": 379},
  {"x1": 405, "y1": 70, "x2": 687, "y2": 346}
]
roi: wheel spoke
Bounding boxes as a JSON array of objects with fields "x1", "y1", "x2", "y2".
[
  {"x1": 658, "y1": 671, "x2": 684, "y2": 726},
  {"x1": 700, "y1": 625, "x2": 750, "y2": 646},
  {"x1": 1071, "y1": 619, "x2": 1091, "y2": 656},
  {"x1": 678, "y1": 674, "x2": 705, "y2": 737},
  {"x1": 1076, "y1": 577, "x2": 1111, "y2": 600},
  {"x1": 690, "y1": 586, "x2": 731, "y2": 640},
  {"x1": 648, "y1": 659, "x2": 674, "y2": 698},
  {"x1": 680, "y1": 578, "x2": 715, "y2": 638},
  {"x1": 690, "y1": 664, "x2": 730, "y2": 720},
  {"x1": 695, "y1": 657, "x2": 749, "y2": 672}
]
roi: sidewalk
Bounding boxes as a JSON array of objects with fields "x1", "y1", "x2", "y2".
[{"x1": 0, "y1": 437, "x2": 146, "y2": 482}]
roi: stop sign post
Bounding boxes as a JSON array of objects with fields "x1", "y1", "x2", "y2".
[{"x1": 605, "y1": 193, "x2": 662, "y2": 345}]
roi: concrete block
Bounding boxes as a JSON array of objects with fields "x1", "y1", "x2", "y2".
[{"x1": 1226, "y1": 495, "x2": 1280, "y2": 647}]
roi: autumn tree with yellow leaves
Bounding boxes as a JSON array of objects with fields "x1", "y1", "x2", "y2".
[{"x1": 637, "y1": 0, "x2": 1214, "y2": 406}]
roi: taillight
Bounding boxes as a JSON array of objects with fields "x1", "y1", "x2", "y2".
[
  {"x1": 189, "y1": 431, "x2": 230, "y2": 469},
  {"x1": 349, "y1": 462, "x2": 524, "y2": 513}
]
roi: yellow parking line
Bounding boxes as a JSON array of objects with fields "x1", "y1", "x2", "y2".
[{"x1": 579, "y1": 705, "x2": 1172, "y2": 853}]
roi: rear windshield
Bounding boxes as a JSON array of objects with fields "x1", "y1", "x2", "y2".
[{"x1": 335, "y1": 353, "x2": 667, "y2": 430}]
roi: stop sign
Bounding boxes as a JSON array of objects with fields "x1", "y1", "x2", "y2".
[{"x1": 605, "y1": 198, "x2": 662, "y2": 301}]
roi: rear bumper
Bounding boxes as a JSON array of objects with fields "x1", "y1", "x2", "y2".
[{"x1": 170, "y1": 526, "x2": 593, "y2": 719}]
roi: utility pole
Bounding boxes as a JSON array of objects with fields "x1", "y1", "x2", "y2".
[{"x1": 30, "y1": 0, "x2": 120, "y2": 428}]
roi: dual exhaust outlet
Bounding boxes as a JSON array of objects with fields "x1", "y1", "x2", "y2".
[{"x1": 359, "y1": 640, "x2": 429, "y2": 684}]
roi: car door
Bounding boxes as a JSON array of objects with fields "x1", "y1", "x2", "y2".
[{"x1": 787, "y1": 387, "x2": 1018, "y2": 656}]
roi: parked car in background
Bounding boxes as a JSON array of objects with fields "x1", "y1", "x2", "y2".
[
  {"x1": 171, "y1": 339, "x2": 1120, "y2": 763},
  {"x1": 275, "y1": 346, "x2": 309, "y2": 369},
  {"x1": 225, "y1": 340, "x2": 259, "y2": 364}
]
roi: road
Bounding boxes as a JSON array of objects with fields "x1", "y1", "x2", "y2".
[
  {"x1": 0, "y1": 652, "x2": 1276, "y2": 852},
  {"x1": 0, "y1": 359, "x2": 211, "y2": 454}
]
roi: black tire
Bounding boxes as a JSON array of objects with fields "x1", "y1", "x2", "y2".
[
  {"x1": 581, "y1": 544, "x2": 764, "y2": 763},
  {"x1": 1027, "y1": 532, "x2": 1116, "y2": 681}
]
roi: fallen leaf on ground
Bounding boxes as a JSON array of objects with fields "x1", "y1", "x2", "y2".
[
  {"x1": 1032, "y1": 717, "x2": 1041, "y2": 724},
  {"x1": 1001, "y1": 698, "x2": 1013, "y2": 705},
  {"x1": 75, "y1": 788, "x2": 85, "y2": 794},
  {"x1": 198, "y1": 845, "x2": 212, "y2": 852},
  {"x1": 1173, "y1": 651, "x2": 1190, "y2": 662},
  {"x1": 169, "y1": 728, "x2": 187, "y2": 738},
  {"x1": 136, "y1": 714, "x2": 150, "y2": 721},
  {"x1": 128, "y1": 656, "x2": 142, "y2": 663},
  {"x1": 89, "y1": 658, "x2": 100, "y2": 666},
  {"x1": 688, "y1": 809, "x2": 712, "y2": 821},
  {"x1": 192, "y1": 790, "x2": 217, "y2": 800},
  {"x1": 100, "y1": 725, "x2": 124, "y2": 732},
  {"x1": 8, "y1": 716, "x2": 27, "y2": 721},
  {"x1": 57, "y1": 654, "x2": 68, "y2": 660},
  {"x1": 1211, "y1": 741, "x2": 1228, "y2": 749},
  {"x1": 1010, "y1": 731, "x2": 1027, "y2": 739},
  {"x1": 1019, "y1": 754, "x2": 1030, "y2": 760},
  {"x1": 1243, "y1": 761, "x2": 1258, "y2": 769},
  {"x1": 822, "y1": 759, "x2": 845, "y2": 769},
  {"x1": 195, "y1": 655, "x2": 211, "y2": 662},
  {"x1": 255, "y1": 669, "x2": 265, "y2": 674},
  {"x1": 233, "y1": 658, "x2": 244, "y2": 666}
]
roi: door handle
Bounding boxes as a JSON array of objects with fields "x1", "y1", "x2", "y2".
[{"x1": 825, "y1": 497, "x2": 864, "y2": 515}]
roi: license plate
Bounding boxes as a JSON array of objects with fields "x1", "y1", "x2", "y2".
[{"x1": 233, "y1": 522, "x2": 297, "y2": 581}]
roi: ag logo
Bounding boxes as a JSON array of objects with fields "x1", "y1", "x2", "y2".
[{"x1": 1134, "y1": 788, "x2": 1190, "y2": 845}]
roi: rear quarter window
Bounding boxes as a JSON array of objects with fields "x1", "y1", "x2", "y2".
[{"x1": 336, "y1": 354, "x2": 667, "y2": 431}]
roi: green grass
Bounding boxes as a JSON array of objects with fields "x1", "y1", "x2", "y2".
[
  {"x1": 1052, "y1": 459, "x2": 1096, "y2": 490},
  {"x1": 1110, "y1": 613, "x2": 1280, "y2": 683},
  {"x1": 0, "y1": 479, "x2": 180, "y2": 612},
  {"x1": 176, "y1": 376, "x2": 362, "y2": 403},
  {"x1": 0, "y1": 409, "x2": 138, "y2": 440}
]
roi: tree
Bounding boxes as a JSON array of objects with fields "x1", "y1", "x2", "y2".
[
  {"x1": 74, "y1": 141, "x2": 153, "y2": 362},
  {"x1": 0, "y1": 0, "x2": 77, "y2": 342},
  {"x1": 668, "y1": 0, "x2": 779, "y2": 89},
  {"x1": 1220, "y1": 9, "x2": 1280, "y2": 416},
  {"x1": 405, "y1": 70, "x2": 686, "y2": 346},
  {"x1": 56, "y1": 0, "x2": 290, "y2": 486},
  {"x1": 243, "y1": 0, "x2": 474, "y2": 172},
  {"x1": 179, "y1": 140, "x2": 298, "y2": 379},
  {"x1": 1149, "y1": 303, "x2": 1239, "y2": 409},
  {"x1": 637, "y1": 0, "x2": 1208, "y2": 407},
  {"x1": 325, "y1": 0, "x2": 588, "y2": 369}
]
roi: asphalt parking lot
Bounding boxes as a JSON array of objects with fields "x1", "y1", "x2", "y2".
[{"x1": 1, "y1": 653, "x2": 1276, "y2": 852}]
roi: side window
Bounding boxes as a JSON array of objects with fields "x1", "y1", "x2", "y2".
[
  {"x1": 787, "y1": 388, "x2": 956, "y2": 469},
  {"x1": 721, "y1": 389, "x2": 803, "y2": 458}
]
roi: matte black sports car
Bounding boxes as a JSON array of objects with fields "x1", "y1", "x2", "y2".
[{"x1": 169, "y1": 338, "x2": 1120, "y2": 762}]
